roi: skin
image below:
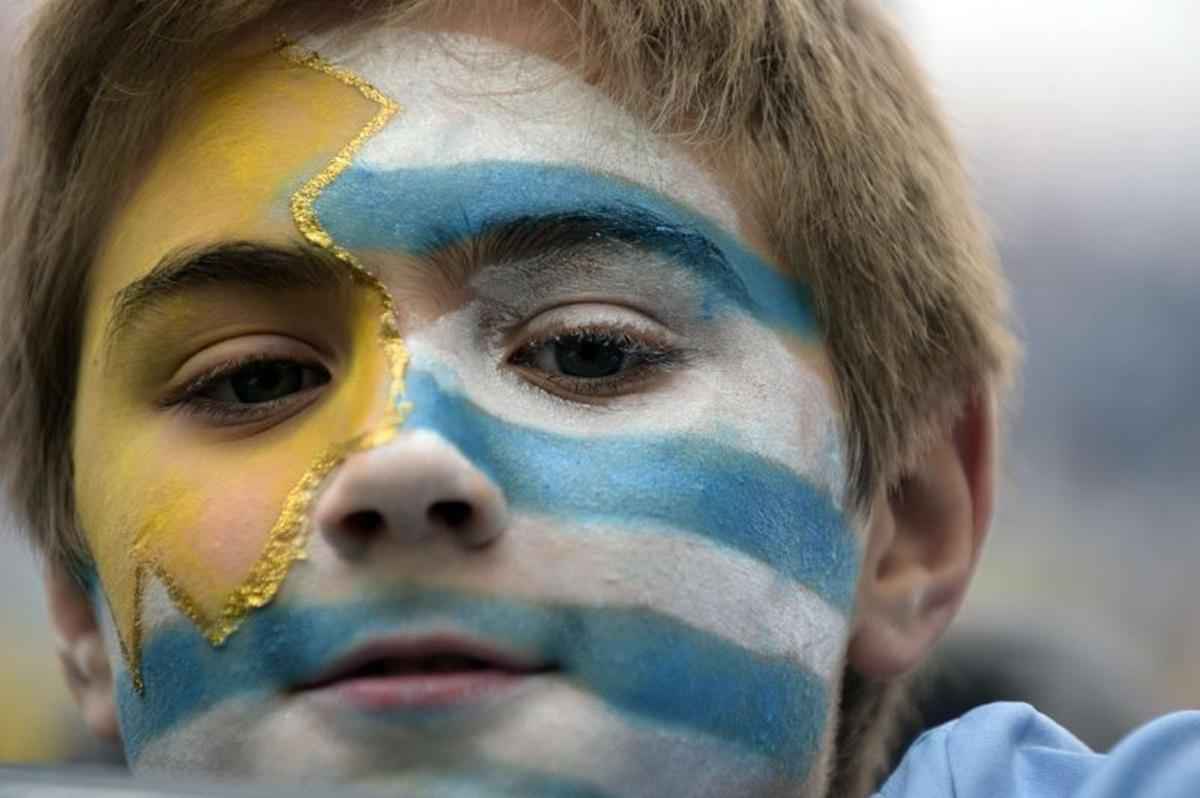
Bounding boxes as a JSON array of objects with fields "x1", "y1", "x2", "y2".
[{"x1": 51, "y1": 9, "x2": 996, "y2": 798}]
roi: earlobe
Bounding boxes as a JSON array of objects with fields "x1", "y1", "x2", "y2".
[
  {"x1": 848, "y1": 388, "x2": 996, "y2": 678},
  {"x1": 44, "y1": 561, "x2": 120, "y2": 742}
]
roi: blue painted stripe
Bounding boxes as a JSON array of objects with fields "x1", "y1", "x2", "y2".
[
  {"x1": 118, "y1": 589, "x2": 826, "y2": 780},
  {"x1": 402, "y1": 366, "x2": 859, "y2": 612},
  {"x1": 313, "y1": 161, "x2": 817, "y2": 336}
]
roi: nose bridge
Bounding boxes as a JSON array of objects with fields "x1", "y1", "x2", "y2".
[{"x1": 313, "y1": 427, "x2": 509, "y2": 554}]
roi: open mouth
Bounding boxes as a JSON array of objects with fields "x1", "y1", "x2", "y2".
[{"x1": 294, "y1": 636, "x2": 555, "y2": 712}]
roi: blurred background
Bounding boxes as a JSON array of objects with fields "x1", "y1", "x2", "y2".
[{"x1": 0, "y1": 0, "x2": 1196, "y2": 765}]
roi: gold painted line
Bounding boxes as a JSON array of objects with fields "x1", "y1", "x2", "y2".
[
  {"x1": 277, "y1": 38, "x2": 399, "y2": 272},
  {"x1": 276, "y1": 37, "x2": 409, "y2": 412},
  {"x1": 116, "y1": 569, "x2": 146, "y2": 695}
]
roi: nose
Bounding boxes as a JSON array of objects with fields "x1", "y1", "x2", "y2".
[{"x1": 313, "y1": 429, "x2": 509, "y2": 555}]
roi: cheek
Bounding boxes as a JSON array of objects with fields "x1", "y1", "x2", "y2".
[{"x1": 151, "y1": 466, "x2": 301, "y2": 608}]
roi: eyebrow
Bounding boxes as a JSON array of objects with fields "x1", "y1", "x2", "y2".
[
  {"x1": 104, "y1": 242, "x2": 355, "y2": 354},
  {"x1": 441, "y1": 205, "x2": 752, "y2": 303}
]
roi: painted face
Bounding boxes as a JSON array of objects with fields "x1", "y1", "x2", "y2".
[{"x1": 74, "y1": 23, "x2": 860, "y2": 798}]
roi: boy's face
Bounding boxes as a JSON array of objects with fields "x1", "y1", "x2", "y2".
[{"x1": 72, "y1": 20, "x2": 860, "y2": 797}]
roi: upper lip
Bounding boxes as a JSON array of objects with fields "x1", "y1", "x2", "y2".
[{"x1": 293, "y1": 633, "x2": 553, "y2": 692}]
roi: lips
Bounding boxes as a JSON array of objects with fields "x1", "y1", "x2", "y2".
[{"x1": 293, "y1": 634, "x2": 554, "y2": 712}]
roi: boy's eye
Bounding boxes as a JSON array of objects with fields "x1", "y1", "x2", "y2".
[
  {"x1": 508, "y1": 325, "x2": 683, "y2": 400},
  {"x1": 166, "y1": 354, "x2": 333, "y2": 427},
  {"x1": 200, "y1": 360, "x2": 329, "y2": 405},
  {"x1": 529, "y1": 333, "x2": 629, "y2": 379}
]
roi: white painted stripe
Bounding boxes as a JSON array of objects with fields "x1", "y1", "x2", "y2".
[
  {"x1": 298, "y1": 29, "x2": 744, "y2": 237},
  {"x1": 303, "y1": 514, "x2": 849, "y2": 681}
]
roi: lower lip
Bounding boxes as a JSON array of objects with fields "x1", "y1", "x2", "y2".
[{"x1": 315, "y1": 670, "x2": 535, "y2": 712}]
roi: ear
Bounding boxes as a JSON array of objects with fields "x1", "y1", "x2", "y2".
[
  {"x1": 43, "y1": 561, "x2": 120, "y2": 742},
  {"x1": 848, "y1": 387, "x2": 996, "y2": 678}
]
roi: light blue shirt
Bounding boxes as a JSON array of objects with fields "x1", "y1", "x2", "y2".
[{"x1": 877, "y1": 702, "x2": 1200, "y2": 798}]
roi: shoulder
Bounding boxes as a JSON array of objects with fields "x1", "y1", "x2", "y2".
[{"x1": 875, "y1": 702, "x2": 1200, "y2": 798}]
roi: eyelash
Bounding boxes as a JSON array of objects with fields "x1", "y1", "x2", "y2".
[
  {"x1": 161, "y1": 353, "x2": 330, "y2": 426},
  {"x1": 507, "y1": 322, "x2": 687, "y2": 399}
]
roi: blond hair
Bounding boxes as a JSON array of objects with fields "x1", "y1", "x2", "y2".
[{"x1": 0, "y1": 0, "x2": 1014, "y2": 793}]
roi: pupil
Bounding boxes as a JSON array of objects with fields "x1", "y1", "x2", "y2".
[
  {"x1": 555, "y1": 336, "x2": 626, "y2": 379},
  {"x1": 231, "y1": 362, "x2": 302, "y2": 404}
]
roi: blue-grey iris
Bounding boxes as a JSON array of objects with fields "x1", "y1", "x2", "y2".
[{"x1": 554, "y1": 334, "x2": 626, "y2": 379}]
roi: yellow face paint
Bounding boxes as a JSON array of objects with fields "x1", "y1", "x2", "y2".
[{"x1": 74, "y1": 41, "x2": 409, "y2": 690}]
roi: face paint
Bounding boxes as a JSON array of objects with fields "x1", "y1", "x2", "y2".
[
  {"x1": 75, "y1": 23, "x2": 859, "y2": 797},
  {"x1": 75, "y1": 41, "x2": 409, "y2": 689},
  {"x1": 397, "y1": 366, "x2": 856, "y2": 609}
]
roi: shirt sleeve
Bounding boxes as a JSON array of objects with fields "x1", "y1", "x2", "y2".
[{"x1": 875, "y1": 702, "x2": 1200, "y2": 798}]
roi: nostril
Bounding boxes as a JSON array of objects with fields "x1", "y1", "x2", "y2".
[
  {"x1": 428, "y1": 500, "x2": 472, "y2": 529},
  {"x1": 343, "y1": 509, "x2": 385, "y2": 536}
]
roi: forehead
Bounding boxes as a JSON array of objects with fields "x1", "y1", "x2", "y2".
[{"x1": 89, "y1": 27, "x2": 755, "y2": 317}]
